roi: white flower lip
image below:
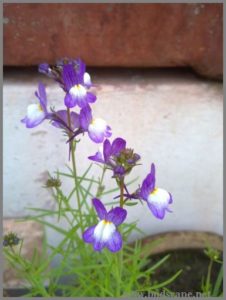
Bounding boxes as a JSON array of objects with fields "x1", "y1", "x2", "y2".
[
  {"x1": 94, "y1": 220, "x2": 116, "y2": 242},
  {"x1": 88, "y1": 118, "x2": 107, "y2": 134},
  {"x1": 148, "y1": 188, "x2": 171, "y2": 207},
  {"x1": 69, "y1": 84, "x2": 87, "y2": 98},
  {"x1": 83, "y1": 72, "x2": 92, "y2": 87},
  {"x1": 27, "y1": 103, "x2": 45, "y2": 121}
]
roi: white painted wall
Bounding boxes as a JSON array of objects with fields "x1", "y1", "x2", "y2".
[{"x1": 3, "y1": 69, "x2": 223, "y2": 246}]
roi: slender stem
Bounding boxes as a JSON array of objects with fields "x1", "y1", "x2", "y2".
[
  {"x1": 96, "y1": 166, "x2": 106, "y2": 198},
  {"x1": 66, "y1": 108, "x2": 83, "y2": 230},
  {"x1": 100, "y1": 166, "x2": 106, "y2": 187},
  {"x1": 119, "y1": 178, "x2": 124, "y2": 208},
  {"x1": 205, "y1": 259, "x2": 213, "y2": 295}
]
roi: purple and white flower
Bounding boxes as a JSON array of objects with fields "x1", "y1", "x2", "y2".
[
  {"x1": 79, "y1": 106, "x2": 112, "y2": 143},
  {"x1": 139, "y1": 163, "x2": 173, "y2": 219},
  {"x1": 21, "y1": 82, "x2": 49, "y2": 128},
  {"x1": 62, "y1": 60, "x2": 96, "y2": 108},
  {"x1": 83, "y1": 198, "x2": 127, "y2": 252},
  {"x1": 39, "y1": 58, "x2": 94, "y2": 108}
]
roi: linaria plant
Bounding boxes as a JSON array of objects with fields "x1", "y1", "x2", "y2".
[{"x1": 3, "y1": 58, "x2": 182, "y2": 297}]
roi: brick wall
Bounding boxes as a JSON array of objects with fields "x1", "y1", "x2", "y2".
[{"x1": 3, "y1": 3, "x2": 223, "y2": 79}]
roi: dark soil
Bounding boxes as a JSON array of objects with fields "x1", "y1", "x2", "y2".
[{"x1": 145, "y1": 249, "x2": 223, "y2": 295}]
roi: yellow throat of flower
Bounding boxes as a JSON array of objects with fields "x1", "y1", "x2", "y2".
[{"x1": 151, "y1": 188, "x2": 159, "y2": 195}]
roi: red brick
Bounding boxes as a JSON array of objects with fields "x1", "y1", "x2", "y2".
[{"x1": 3, "y1": 3, "x2": 222, "y2": 79}]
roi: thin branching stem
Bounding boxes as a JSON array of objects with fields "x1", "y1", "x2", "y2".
[{"x1": 66, "y1": 108, "x2": 83, "y2": 231}]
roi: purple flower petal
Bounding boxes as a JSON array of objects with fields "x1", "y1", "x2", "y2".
[
  {"x1": 86, "y1": 92, "x2": 96, "y2": 104},
  {"x1": 38, "y1": 63, "x2": 50, "y2": 75},
  {"x1": 70, "y1": 112, "x2": 80, "y2": 129},
  {"x1": 51, "y1": 110, "x2": 79, "y2": 130},
  {"x1": 111, "y1": 138, "x2": 126, "y2": 156},
  {"x1": 88, "y1": 151, "x2": 104, "y2": 163},
  {"x1": 79, "y1": 106, "x2": 92, "y2": 130},
  {"x1": 140, "y1": 163, "x2": 156, "y2": 200},
  {"x1": 62, "y1": 64, "x2": 78, "y2": 90},
  {"x1": 88, "y1": 130, "x2": 105, "y2": 144},
  {"x1": 127, "y1": 153, "x2": 141, "y2": 164},
  {"x1": 76, "y1": 58, "x2": 86, "y2": 83},
  {"x1": 64, "y1": 93, "x2": 77, "y2": 108},
  {"x1": 93, "y1": 239, "x2": 105, "y2": 252},
  {"x1": 36, "y1": 82, "x2": 47, "y2": 109},
  {"x1": 106, "y1": 231, "x2": 122, "y2": 252},
  {"x1": 21, "y1": 116, "x2": 44, "y2": 128},
  {"x1": 169, "y1": 193, "x2": 173, "y2": 204},
  {"x1": 82, "y1": 225, "x2": 96, "y2": 243},
  {"x1": 103, "y1": 139, "x2": 111, "y2": 162},
  {"x1": 105, "y1": 125, "x2": 112, "y2": 138},
  {"x1": 113, "y1": 166, "x2": 125, "y2": 178},
  {"x1": 107, "y1": 207, "x2": 127, "y2": 226},
  {"x1": 147, "y1": 202, "x2": 166, "y2": 219},
  {"x1": 150, "y1": 163, "x2": 155, "y2": 176},
  {"x1": 92, "y1": 198, "x2": 107, "y2": 220}
]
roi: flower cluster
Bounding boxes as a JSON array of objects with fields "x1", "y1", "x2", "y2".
[
  {"x1": 3, "y1": 232, "x2": 20, "y2": 247},
  {"x1": 22, "y1": 58, "x2": 112, "y2": 144},
  {"x1": 22, "y1": 58, "x2": 173, "y2": 253}
]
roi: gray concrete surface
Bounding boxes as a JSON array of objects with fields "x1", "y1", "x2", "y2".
[{"x1": 3, "y1": 68, "x2": 223, "y2": 246}]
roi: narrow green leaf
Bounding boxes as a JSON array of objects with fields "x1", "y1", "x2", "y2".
[
  {"x1": 144, "y1": 254, "x2": 171, "y2": 275},
  {"x1": 125, "y1": 201, "x2": 138, "y2": 206},
  {"x1": 140, "y1": 269, "x2": 183, "y2": 291},
  {"x1": 212, "y1": 265, "x2": 223, "y2": 296}
]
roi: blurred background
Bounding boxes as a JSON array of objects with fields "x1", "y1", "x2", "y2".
[{"x1": 3, "y1": 3, "x2": 223, "y2": 287}]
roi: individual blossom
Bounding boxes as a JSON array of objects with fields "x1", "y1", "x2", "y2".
[
  {"x1": 39, "y1": 58, "x2": 95, "y2": 108},
  {"x1": 138, "y1": 163, "x2": 173, "y2": 219},
  {"x1": 21, "y1": 82, "x2": 49, "y2": 128},
  {"x1": 62, "y1": 61, "x2": 96, "y2": 108},
  {"x1": 57, "y1": 58, "x2": 93, "y2": 89},
  {"x1": 83, "y1": 198, "x2": 127, "y2": 252},
  {"x1": 79, "y1": 105, "x2": 112, "y2": 143}
]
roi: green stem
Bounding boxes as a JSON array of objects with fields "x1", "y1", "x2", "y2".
[
  {"x1": 115, "y1": 248, "x2": 123, "y2": 296},
  {"x1": 66, "y1": 108, "x2": 83, "y2": 230},
  {"x1": 96, "y1": 166, "x2": 106, "y2": 198},
  {"x1": 119, "y1": 178, "x2": 124, "y2": 208},
  {"x1": 205, "y1": 259, "x2": 213, "y2": 295}
]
